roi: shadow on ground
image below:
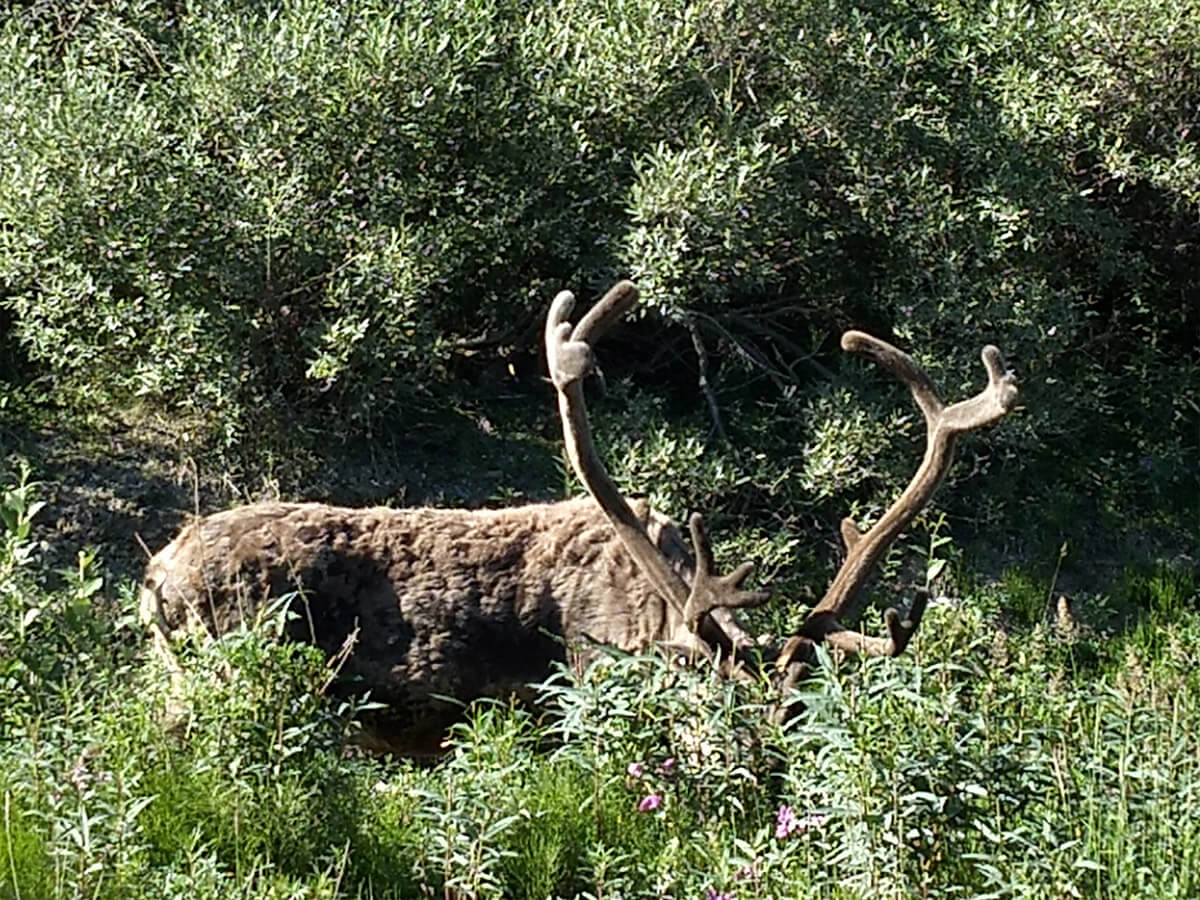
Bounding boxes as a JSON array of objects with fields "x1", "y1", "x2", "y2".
[{"x1": 1, "y1": 396, "x2": 565, "y2": 588}]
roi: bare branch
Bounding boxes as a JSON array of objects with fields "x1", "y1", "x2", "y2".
[{"x1": 683, "y1": 315, "x2": 729, "y2": 445}]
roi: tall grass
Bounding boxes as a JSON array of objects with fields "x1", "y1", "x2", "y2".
[{"x1": 1, "y1": 469, "x2": 1197, "y2": 898}]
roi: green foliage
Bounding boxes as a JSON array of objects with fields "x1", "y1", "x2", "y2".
[
  {"x1": 136, "y1": 619, "x2": 366, "y2": 880},
  {"x1": 2, "y1": 469, "x2": 1200, "y2": 898},
  {"x1": 1122, "y1": 561, "x2": 1198, "y2": 618},
  {"x1": 0, "y1": 461, "x2": 114, "y2": 733},
  {"x1": 0, "y1": 0, "x2": 1194, "y2": 530}
]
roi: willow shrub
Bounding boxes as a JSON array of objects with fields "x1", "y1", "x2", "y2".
[{"x1": 1, "y1": 0, "x2": 1195, "y2": 518}]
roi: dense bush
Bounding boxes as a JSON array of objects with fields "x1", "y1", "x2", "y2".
[{"x1": 0, "y1": 1, "x2": 1195, "y2": 514}]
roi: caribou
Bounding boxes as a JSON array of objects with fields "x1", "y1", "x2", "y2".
[{"x1": 140, "y1": 281, "x2": 1019, "y2": 753}]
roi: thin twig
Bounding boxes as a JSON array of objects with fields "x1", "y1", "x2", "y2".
[
  {"x1": 722, "y1": 311, "x2": 838, "y2": 381},
  {"x1": 277, "y1": 252, "x2": 363, "y2": 300},
  {"x1": 133, "y1": 531, "x2": 153, "y2": 561},
  {"x1": 450, "y1": 311, "x2": 542, "y2": 352},
  {"x1": 690, "y1": 314, "x2": 790, "y2": 391},
  {"x1": 683, "y1": 314, "x2": 728, "y2": 446}
]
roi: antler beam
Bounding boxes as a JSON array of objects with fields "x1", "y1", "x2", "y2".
[
  {"x1": 790, "y1": 331, "x2": 1019, "y2": 661},
  {"x1": 546, "y1": 282, "x2": 768, "y2": 659}
]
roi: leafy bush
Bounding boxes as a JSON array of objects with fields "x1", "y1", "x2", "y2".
[
  {"x1": 0, "y1": 462, "x2": 112, "y2": 731},
  {"x1": 0, "y1": 0, "x2": 1194, "y2": 526}
]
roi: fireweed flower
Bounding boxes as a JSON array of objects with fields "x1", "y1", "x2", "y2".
[
  {"x1": 637, "y1": 793, "x2": 663, "y2": 813},
  {"x1": 658, "y1": 757, "x2": 677, "y2": 776},
  {"x1": 776, "y1": 804, "x2": 828, "y2": 839},
  {"x1": 775, "y1": 804, "x2": 801, "y2": 839},
  {"x1": 626, "y1": 761, "x2": 645, "y2": 779}
]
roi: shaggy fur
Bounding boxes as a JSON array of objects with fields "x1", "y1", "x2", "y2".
[
  {"x1": 140, "y1": 496, "x2": 698, "y2": 753},
  {"x1": 142, "y1": 284, "x2": 1017, "y2": 754}
]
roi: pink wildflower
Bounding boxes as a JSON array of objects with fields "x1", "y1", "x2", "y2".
[
  {"x1": 626, "y1": 761, "x2": 645, "y2": 779},
  {"x1": 705, "y1": 890, "x2": 734, "y2": 900},
  {"x1": 637, "y1": 793, "x2": 663, "y2": 813},
  {"x1": 776, "y1": 804, "x2": 829, "y2": 839},
  {"x1": 658, "y1": 757, "x2": 677, "y2": 776},
  {"x1": 775, "y1": 803, "x2": 801, "y2": 839}
]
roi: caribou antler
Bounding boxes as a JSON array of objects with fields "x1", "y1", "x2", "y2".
[
  {"x1": 782, "y1": 331, "x2": 1019, "y2": 665},
  {"x1": 547, "y1": 285, "x2": 1017, "y2": 672},
  {"x1": 546, "y1": 282, "x2": 768, "y2": 659}
]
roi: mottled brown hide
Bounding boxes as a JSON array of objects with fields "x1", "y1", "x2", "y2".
[
  {"x1": 140, "y1": 496, "x2": 694, "y2": 752},
  {"x1": 143, "y1": 281, "x2": 1020, "y2": 755}
]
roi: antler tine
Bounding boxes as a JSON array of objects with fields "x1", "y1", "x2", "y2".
[
  {"x1": 940, "y1": 345, "x2": 1020, "y2": 433},
  {"x1": 545, "y1": 281, "x2": 641, "y2": 392},
  {"x1": 547, "y1": 283, "x2": 709, "y2": 661},
  {"x1": 793, "y1": 331, "x2": 1018, "y2": 659},
  {"x1": 545, "y1": 282, "x2": 768, "y2": 658},
  {"x1": 573, "y1": 279, "x2": 639, "y2": 345},
  {"x1": 820, "y1": 589, "x2": 929, "y2": 657},
  {"x1": 683, "y1": 513, "x2": 770, "y2": 631}
]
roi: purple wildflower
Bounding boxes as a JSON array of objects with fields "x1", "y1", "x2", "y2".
[
  {"x1": 637, "y1": 793, "x2": 663, "y2": 813},
  {"x1": 705, "y1": 890, "x2": 734, "y2": 900},
  {"x1": 776, "y1": 804, "x2": 829, "y2": 839},
  {"x1": 775, "y1": 803, "x2": 801, "y2": 839},
  {"x1": 626, "y1": 761, "x2": 645, "y2": 779},
  {"x1": 658, "y1": 757, "x2": 677, "y2": 776}
]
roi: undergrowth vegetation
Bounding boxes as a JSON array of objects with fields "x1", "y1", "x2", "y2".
[
  {"x1": 3, "y1": 470, "x2": 1199, "y2": 897},
  {"x1": 1, "y1": 0, "x2": 1197, "y2": 896}
]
